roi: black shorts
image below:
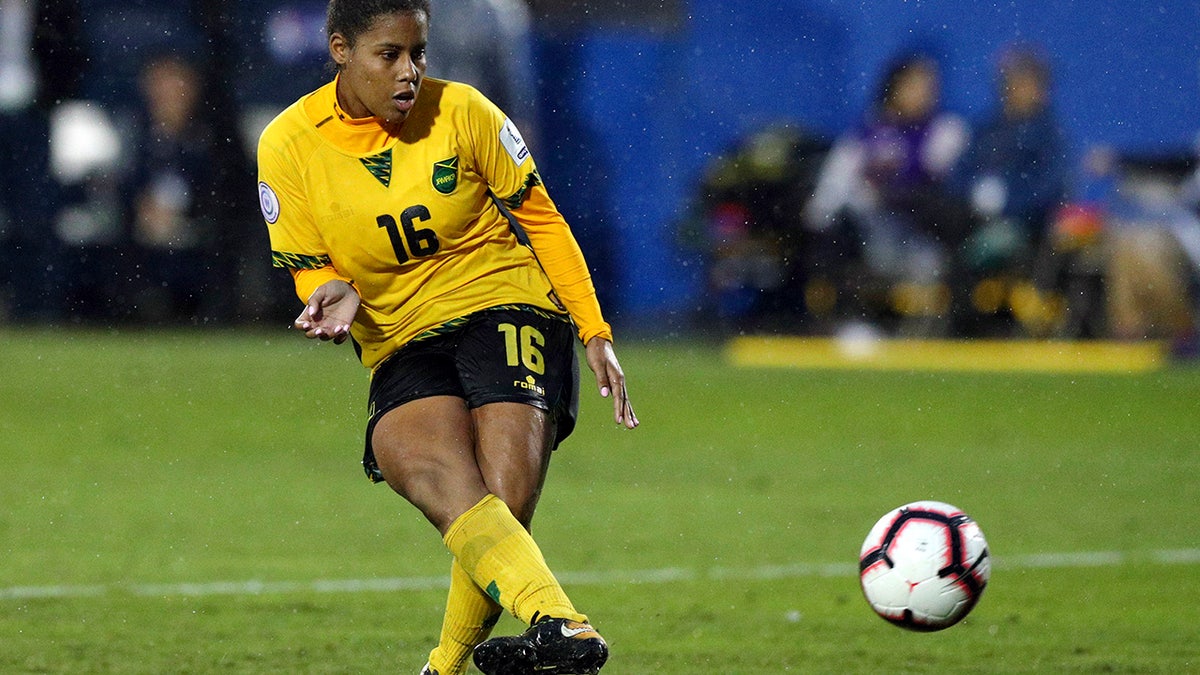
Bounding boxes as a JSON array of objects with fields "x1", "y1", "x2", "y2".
[{"x1": 362, "y1": 306, "x2": 580, "y2": 483}]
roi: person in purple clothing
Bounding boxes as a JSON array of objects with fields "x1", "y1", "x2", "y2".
[{"x1": 805, "y1": 53, "x2": 973, "y2": 332}]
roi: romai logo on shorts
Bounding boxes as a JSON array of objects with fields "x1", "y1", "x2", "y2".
[
  {"x1": 432, "y1": 156, "x2": 459, "y2": 194},
  {"x1": 514, "y1": 375, "x2": 545, "y2": 396}
]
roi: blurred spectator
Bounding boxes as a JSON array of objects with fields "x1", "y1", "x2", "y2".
[
  {"x1": 53, "y1": 99, "x2": 126, "y2": 324},
  {"x1": 121, "y1": 52, "x2": 223, "y2": 324},
  {"x1": 1099, "y1": 155, "x2": 1198, "y2": 350},
  {"x1": 804, "y1": 53, "x2": 972, "y2": 334},
  {"x1": 1032, "y1": 146, "x2": 1199, "y2": 349},
  {"x1": 947, "y1": 44, "x2": 1070, "y2": 335},
  {"x1": 955, "y1": 45, "x2": 1069, "y2": 277},
  {"x1": 0, "y1": 0, "x2": 85, "y2": 322}
]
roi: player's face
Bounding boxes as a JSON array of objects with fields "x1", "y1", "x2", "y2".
[{"x1": 330, "y1": 10, "x2": 428, "y2": 130}]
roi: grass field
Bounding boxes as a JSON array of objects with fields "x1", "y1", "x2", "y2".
[{"x1": 2, "y1": 328, "x2": 1198, "y2": 673}]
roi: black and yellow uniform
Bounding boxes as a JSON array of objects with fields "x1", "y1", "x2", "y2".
[
  {"x1": 257, "y1": 75, "x2": 611, "y2": 371},
  {"x1": 259, "y1": 68, "x2": 618, "y2": 675}
]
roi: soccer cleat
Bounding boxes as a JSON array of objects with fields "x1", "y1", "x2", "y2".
[
  {"x1": 472, "y1": 615, "x2": 608, "y2": 675},
  {"x1": 420, "y1": 664, "x2": 437, "y2": 675}
]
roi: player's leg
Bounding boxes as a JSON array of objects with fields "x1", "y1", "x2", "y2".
[
  {"x1": 454, "y1": 308, "x2": 605, "y2": 674},
  {"x1": 467, "y1": 401, "x2": 581, "y2": 621},
  {"x1": 471, "y1": 401, "x2": 553, "y2": 527},
  {"x1": 425, "y1": 399, "x2": 570, "y2": 675},
  {"x1": 371, "y1": 395, "x2": 490, "y2": 533},
  {"x1": 447, "y1": 308, "x2": 591, "y2": 624},
  {"x1": 468, "y1": 401, "x2": 607, "y2": 675},
  {"x1": 364, "y1": 341, "x2": 499, "y2": 675},
  {"x1": 374, "y1": 398, "x2": 597, "y2": 673},
  {"x1": 370, "y1": 395, "x2": 504, "y2": 675},
  {"x1": 423, "y1": 557, "x2": 501, "y2": 675}
]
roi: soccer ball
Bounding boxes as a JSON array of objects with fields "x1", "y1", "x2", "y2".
[{"x1": 859, "y1": 501, "x2": 991, "y2": 631}]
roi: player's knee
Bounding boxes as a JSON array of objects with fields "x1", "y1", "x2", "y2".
[{"x1": 376, "y1": 445, "x2": 488, "y2": 529}]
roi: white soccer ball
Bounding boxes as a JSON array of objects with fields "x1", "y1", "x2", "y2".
[{"x1": 859, "y1": 501, "x2": 991, "y2": 631}]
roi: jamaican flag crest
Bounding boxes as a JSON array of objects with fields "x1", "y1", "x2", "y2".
[
  {"x1": 360, "y1": 149, "x2": 392, "y2": 187},
  {"x1": 432, "y1": 156, "x2": 459, "y2": 194}
]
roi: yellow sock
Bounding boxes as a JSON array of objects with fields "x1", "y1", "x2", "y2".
[
  {"x1": 443, "y1": 494, "x2": 586, "y2": 626},
  {"x1": 427, "y1": 558, "x2": 502, "y2": 675}
]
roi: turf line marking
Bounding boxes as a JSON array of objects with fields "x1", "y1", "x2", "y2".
[
  {"x1": 997, "y1": 551, "x2": 1126, "y2": 568},
  {"x1": 309, "y1": 576, "x2": 447, "y2": 594},
  {"x1": 4, "y1": 548, "x2": 1198, "y2": 601},
  {"x1": 707, "y1": 562, "x2": 856, "y2": 580},
  {"x1": 126, "y1": 575, "x2": 450, "y2": 598},
  {"x1": 1151, "y1": 548, "x2": 1200, "y2": 564},
  {"x1": 560, "y1": 567, "x2": 698, "y2": 585},
  {"x1": 0, "y1": 585, "x2": 108, "y2": 600}
]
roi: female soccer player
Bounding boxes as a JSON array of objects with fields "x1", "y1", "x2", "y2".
[{"x1": 256, "y1": 2, "x2": 636, "y2": 673}]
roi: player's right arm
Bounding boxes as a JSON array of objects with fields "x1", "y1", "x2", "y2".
[
  {"x1": 257, "y1": 117, "x2": 360, "y2": 343},
  {"x1": 294, "y1": 278, "x2": 359, "y2": 344}
]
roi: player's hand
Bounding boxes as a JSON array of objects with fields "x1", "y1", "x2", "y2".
[
  {"x1": 585, "y1": 336, "x2": 638, "y2": 429},
  {"x1": 293, "y1": 280, "x2": 360, "y2": 344}
]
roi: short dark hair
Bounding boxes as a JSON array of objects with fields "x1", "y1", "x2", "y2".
[{"x1": 326, "y1": 0, "x2": 432, "y2": 44}]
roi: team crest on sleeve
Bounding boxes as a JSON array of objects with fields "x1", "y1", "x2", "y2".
[
  {"x1": 499, "y1": 117, "x2": 530, "y2": 166},
  {"x1": 258, "y1": 181, "x2": 280, "y2": 223},
  {"x1": 432, "y1": 156, "x2": 460, "y2": 194}
]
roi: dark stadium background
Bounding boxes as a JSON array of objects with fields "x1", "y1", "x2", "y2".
[{"x1": 74, "y1": 0, "x2": 1200, "y2": 325}]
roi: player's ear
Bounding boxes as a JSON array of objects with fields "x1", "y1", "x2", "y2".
[{"x1": 329, "y1": 32, "x2": 350, "y2": 68}]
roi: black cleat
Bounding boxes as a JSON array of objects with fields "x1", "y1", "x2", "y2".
[{"x1": 473, "y1": 615, "x2": 608, "y2": 675}]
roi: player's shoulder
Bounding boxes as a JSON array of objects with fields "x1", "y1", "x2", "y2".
[
  {"x1": 257, "y1": 86, "x2": 330, "y2": 158},
  {"x1": 259, "y1": 102, "x2": 304, "y2": 147},
  {"x1": 425, "y1": 77, "x2": 481, "y2": 102},
  {"x1": 424, "y1": 77, "x2": 501, "y2": 118}
]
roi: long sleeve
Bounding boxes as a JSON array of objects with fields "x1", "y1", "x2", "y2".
[
  {"x1": 290, "y1": 266, "x2": 355, "y2": 304},
  {"x1": 512, "y1": 183, "x2": 612, "y2": 344}
]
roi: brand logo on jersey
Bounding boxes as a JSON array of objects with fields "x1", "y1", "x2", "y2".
[
  {"x1": 499, "y1": 117, "x2": 530, "y2": 166},
  {"x1": 258, "y1": 182, "x2": 280, "y2": 223},
  {"x1": 514, "y1": 375, "x2": 545, "y2": 396},
  {"x1": 432, "y1": 156, "x2": 459, "y2": 194},
  {"x1": 360, "y1": 149, "x2": 393, "y2": 187}
]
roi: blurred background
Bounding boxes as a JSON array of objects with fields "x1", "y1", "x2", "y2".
[{"x1": 4, "y1": 0, "x2": 1200, "y2": 350}]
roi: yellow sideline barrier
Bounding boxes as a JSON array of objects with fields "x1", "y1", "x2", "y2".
[{"x1": 727, "y1": 335, "x2": 1166, "y2": 374}]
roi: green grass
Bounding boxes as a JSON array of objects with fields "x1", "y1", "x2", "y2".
[{"x1": 2, "y1": 329, "x2": 1198, "y2": 673}]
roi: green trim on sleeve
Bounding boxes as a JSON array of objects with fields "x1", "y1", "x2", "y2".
[
  {"x1": 272, "y1": 250, "x2": 333, "y2": 270},
  {"x1": 501, "y1": 170, "x2": 544, "y2": 211}
]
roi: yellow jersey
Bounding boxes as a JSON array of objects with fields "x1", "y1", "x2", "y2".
[{"x1": 257, "y1": 76, "x2": 611, "y2": 369}]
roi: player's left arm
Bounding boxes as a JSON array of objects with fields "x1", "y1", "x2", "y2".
[
  {"x1": 467, "y1": 88, "x2": 637, "y2": 427},
  {"x1": 512, "y1": 184, "x2": 610, "y2": 343},
  {"x1": 514, "y1": 186, "x2": 637, "y2": 428},
  {"x1": 514, "y1": 185, "x2": 637, "y2": 427},
  {"x1": 583, "y1": 333, "x2": 638, "y2": 429},
  {"x1": 462, "y1": 88, "x2": 610, "y2": 343}
]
